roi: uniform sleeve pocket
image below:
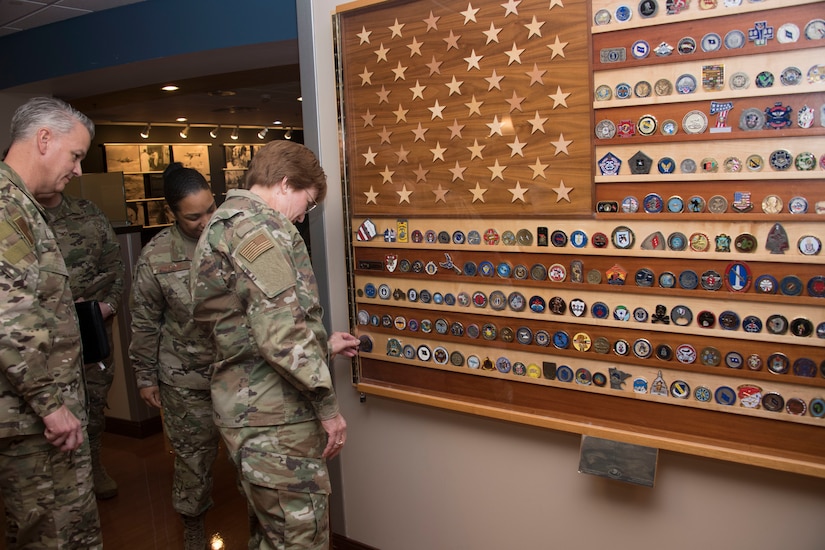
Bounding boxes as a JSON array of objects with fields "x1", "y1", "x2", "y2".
[{"x1": 233, "y1": 229, "x2": 295, "y2": 299}]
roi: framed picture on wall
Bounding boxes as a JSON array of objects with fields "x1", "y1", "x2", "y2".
[
  {"x1": 126, "y1": 201, "x2": 146, "y2": 227},
  {"x1": 146, "y1": 200, "x2": 169, "y2": 226},
  {"x1": 172, "y1": 144, "x2": 211, "y2": 179},
  {"x1": 123, "y1": 174, "x2": 145, "y2": 200},
  {"x1": 104, "y1": 145, "x2": 141, "y2": 173},
  {"x1": 225, "y1": 144, "x2": 251, "y2": 169},
  {"x1": 224, "y1": 169, "x2": 246, "y2": 190},
  {"x1": 139, "y1": 144, "x2": 171, "y2": 173}
]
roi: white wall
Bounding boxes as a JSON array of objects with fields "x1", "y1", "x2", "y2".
[{"x1": 298, "y1": 2, "x2": 825, "y2": 549}]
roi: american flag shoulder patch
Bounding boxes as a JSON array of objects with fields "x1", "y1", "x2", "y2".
[{"x1": 239, "y1": 232, "x2": 275, "y2": 263}]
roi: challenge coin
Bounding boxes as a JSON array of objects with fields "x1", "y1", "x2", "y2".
[{"x1": 682, "y1": 110, "x2": 708, "y2": 133}]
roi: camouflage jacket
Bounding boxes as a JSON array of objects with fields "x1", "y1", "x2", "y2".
[
  {"x1": 129, "y1": 224, "x2": 215, "y2": 390},
  {"x1": 190, "y1": 189, "x2": 337, "y2": 428},
  {"x1": 42, "y1": 193, "x2": 124, "y2": 307},
  {"x1": 0, "y1": 162, "x2": 87, "y2": 437}
]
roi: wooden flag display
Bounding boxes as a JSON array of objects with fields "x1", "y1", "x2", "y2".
[{"x1": 337, "y1": 0, "x2": 593, "y2": 217}]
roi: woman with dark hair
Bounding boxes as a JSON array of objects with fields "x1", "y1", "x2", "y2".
[{"x1": 128, "y1": 163, "x2": 220, "y2": 550}]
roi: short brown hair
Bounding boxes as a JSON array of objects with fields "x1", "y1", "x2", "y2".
[{"x1": 244, "y1": 141, "x2": 327, "y2": 203}]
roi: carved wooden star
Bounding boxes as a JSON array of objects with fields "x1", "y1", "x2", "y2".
[
  {"x1": 388, "y1": 18, "x2": 404, "y2": 38},
  {"x1": 380, "y1": 166, "x2": 395, "y2": 184},
  {"x1": 547, "y1": 35, "x2": 568, "y2": 59},
  {"x1": 397, "y1": 184, "x2": 412, "y2": 203},
  {"x1": 467, "y1": 139, "x2": 485, "y2": 160},
  {"x1": 413, "y1": 163, "x2": 429, "y2": 182},
  {"x1": 447, "y1": 119, "x2": 465, "y2": 139},
  {"x1": 465, "y1": 95, "x2": 483, "y2": 117},
  {"x1": 378, "y1": 126, "x2": 392, "y2": 144},
  {"x1": 357, "y1": 26, "x2": 372, "y2": 45},
  {"x1": 550, "y1": 133, "x2": 572, "y2": 155},
  {"x1": 364, "y1": 186, "x2": 378, "y2": 204},
  {"x1": 548, "y1": 85, "x2": 570, "y2": 108},
  {"x1": 549, "y1": 0, "x2": 564, "y2": 9},
  {"x1": 527, "y1": 111, "x2": 547, "y2": 133},
  {"x1": 423, "y1": 11, "x2": 440, "y2": 31},
  {"x1": 411, "y1": 122, "x2": 428, "y2": 142},
  {"x1": 505, "y1": 42, "x2": 524, "y2": 65},
  {"x1": 469, "y1": 182, "x2": 487, "y2": 202},
  {"x1": 428, "y1": 99, "x2": 445, "y2": 119},
  {"x1": 553, "y1": 179, "x2": 572, "y2": 202},
  {"x1": 376, "y1": 85, "x2": 390, "y2": 104},
  {"x1": 359, "y1": 67, "x2": 373, "y2": 86},
  {"x1": 432, "y1": 184, "x2": 449, "y2": 203},
  {"x1": 484, "y1": 69, "x2": 504, "y2": 91},
  {"x1": 430, "y1": 142, "x2": 446, "y2": 162},
  {"x1": 392, "y1": 61, "x2": 408, "y2": 81},
  {"x1": 508, "y1": 181, "x2": 528, "y2": 202},
  {"x1": 488, "y1": 159, "x2": 506, "y2": 180},
  {"x1": 461, "y1": 3, "x2": 479, "y2": 24},
  {"x1": 524, "y1": 16, "x2": 544, "y2": 38},
  {"x1": 483, "y1": 22, "x2": 502, "y2": 44},
  {"x1": 374, "y1": 43, "x2": 389, "y2": 62},
  {"x1": 395, "y1": 146, "x2": 410, "y2": 163},
  {"x1": 449, "y1": 161, "x2": 467, "y2": 181},
  {"x1": 529, "y1": 157, "x2": 548, "y2": 179},
  {"x1": 508, "y1": 136, "x2": 526, "y2": 157},
  {"x1": 362, "y1": 147, "x2": 377, "y2": 165},
  {"x1": 526, "y1": 64, "x2": 545, "y2": 86},
  {"x1": 426, "y1": 56, "x2": 442, "y2": 76},
  {"x1": 362, "y1": 109, "x2": 376, "y2": 127},
  {"x1": 445, "y1": 76, "x2": 464, "y2": 95},
  {"x1": 464, "y1": 49, "x2": 483, "y2": 70},
  {"x1": 407, "y1": 37, "x2": 423, "y2": 57},
  {"x1": 501, "y1": 0, "x2": 521, "y2": 17},
  {"x1": 409, "y1": 80, "x2": 426, "y2": 100},
  {"x1": 487, "y1": 116, "x2": 504, "y2": 136},
  {"x1": 444, "y1": 30, "x2": 461, "y2": 50},
  {"x1": 506, "y1": 91, "x2": 525, "y2": 112},
  {"x1": 393, "y1": 104, "x2": 408, "y2": 123}
]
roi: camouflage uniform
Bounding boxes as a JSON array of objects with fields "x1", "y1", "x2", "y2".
[
  {"x1": 0, "y1": 162, "x2": 102, "y2": 548},
  {"x1": 41, "y1": 193, "x2": 124, "y2": 446},
  {"x1": 191, "y1": 189, "x2": 336, "y2": 549},
  {"x1": 129, "y1": 224, "x2": 220, "y2": 517}
]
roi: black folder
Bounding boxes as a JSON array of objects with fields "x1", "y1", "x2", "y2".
[{"x1": 75, "y1": 301, "x2": 110, "y2": 364}]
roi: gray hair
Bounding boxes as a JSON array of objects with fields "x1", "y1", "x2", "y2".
[{"x1": 10, "y1": 96, "x2": 95, "y2": 143}]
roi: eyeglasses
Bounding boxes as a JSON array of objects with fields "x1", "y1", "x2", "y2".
[{"x1": 304, "y1": 189, "x2": 318, "y2": 215}]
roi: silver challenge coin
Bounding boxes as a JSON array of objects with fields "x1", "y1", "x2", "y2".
[
  {"x1": 701, "y1": 33, "x2": 722, "y2": 52},
  {"x1": 729, "y1": 71, "x2": 750, "y2": 90},
  {"x1": 595, "y1": 120, "x2": 617, "y2": 139},
  {"x1": 724, "y1": 29, "x2": 746, "y2": 49}
]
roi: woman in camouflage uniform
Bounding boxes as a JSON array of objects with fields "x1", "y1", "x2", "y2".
[{"x1": 128, "y1": 163, "x2": 219, "y2": 550}]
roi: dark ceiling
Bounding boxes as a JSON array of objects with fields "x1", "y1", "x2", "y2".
[{"x1": 0, "y1": 0, "x2": 304, "y2": 131}]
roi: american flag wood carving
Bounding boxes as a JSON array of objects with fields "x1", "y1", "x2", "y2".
[{"x1": 337, "y1": 0, "x2": 593, "y2": 217}]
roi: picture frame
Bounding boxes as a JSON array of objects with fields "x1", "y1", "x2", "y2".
[
  {"x1": 139, "y1": 144, "x2": 171, "y2": 173},
  {"x1": 225, "y1": 144, "x2": 252, "y2": 169},
  {"x1": 104, "y1": 144, "x2": 141, "y2": 173},
  {"x1": 172, "y1": 144, "x2": 211, "y2": 179}
]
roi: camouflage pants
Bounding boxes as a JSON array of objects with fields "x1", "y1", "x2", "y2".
[
  {"x1": 84, "y1": 325, "x2": 115, "y2": 444},
  {"x1": 220, "y1": 421, "x2": 331, "y2": 550},
  {"x1": 159, "y1": 383, "x2": 220, "y2": 517},
  {"x1": 0, "y1": 433, "x2": 102, "y2": 549}
]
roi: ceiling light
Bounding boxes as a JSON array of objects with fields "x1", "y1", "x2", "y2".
[
  {"x1": 231, "y1": 126, "x2": 239, "y2": 140},
  {"x1": 179, "y1": 124, "x2": 190, "y2": 139},
  {"x1": 284, "y1": 128, "x2": 292, "y2": 140},
  {"x1": 176, "y1": 117, "x2": 188, "y2": 122},
  {"x1": 162, "y1": 85, "x2": 179, "y2": 91},
  {"x1": 209, "y1": 125, "x2": 220, "y2": 139},
  {"x1": 257, "y1": 127, "x2": 269, "y2": 140},
  {"x1": 273, "y1": 120, "x2": 282, "y2": 126},
  {"x1": 140, "y1": 123, "x2": 151, "y2": 139}
]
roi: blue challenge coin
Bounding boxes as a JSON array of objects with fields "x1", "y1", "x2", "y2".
[
  {"x1": 591, "y1": 302, "x2": 609, "y2": 319},
  {"x1": 714, "y1": 386, "x2": 737, "y2": 406},
  {"x1": 643, "y1": 193, "x2": 664, "y2": 213},
  {"x1": 364, "y1": 283, "x2": 377, "y2": 298},
  {"x1": 570, "y1": 230, "x2": 588, "y2": 248},
  {"x1": 478, "y1": 261, "x2": 495, "y2": 277},
  {"x1": 553, "y1": 331, "x2": 570, "y2": 349},
  {"x1": 556, "y1": 365, "x2": 574, "y2": 383}
]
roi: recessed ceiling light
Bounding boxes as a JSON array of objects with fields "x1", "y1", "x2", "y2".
[
  {"x1": 162, "y1": 85, "x2": 179, "y2": 92},
  {"x1": 176, "y1": 117, "x2": 187, "y2": 122},
  {"x1": 273, "y1": 120, "x2": 282, "y2": 125}
]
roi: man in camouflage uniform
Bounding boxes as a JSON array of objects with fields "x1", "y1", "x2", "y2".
[
  {"x1": 129, "y1": 163, "x2": 220, "y2": 550},
  {"x1": 34, "y1": 190, "x2": 125, "y2": 499},
  {"x1": 0, "y1": 96, "x2": 102, "y2": 548},
  {"x1": 190, "y1": 141, "x2": 359, "y2": 549}
]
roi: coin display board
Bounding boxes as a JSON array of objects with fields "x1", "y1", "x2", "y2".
[{"x1": 335, "y1": 0, "x2": 825, "y2": 477}]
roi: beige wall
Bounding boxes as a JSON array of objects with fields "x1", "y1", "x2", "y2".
[{"x1": 297, "y1": 2, "x2": 825, "y2": 549}]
